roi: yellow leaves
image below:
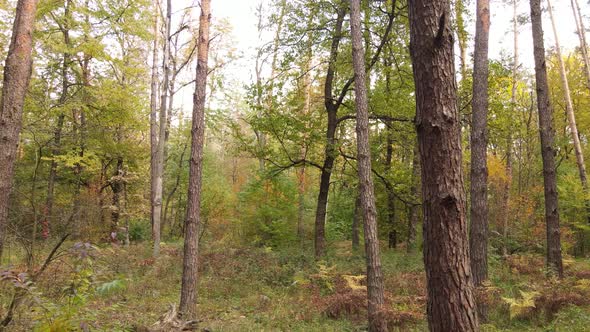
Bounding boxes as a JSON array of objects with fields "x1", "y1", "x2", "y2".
[
  {"x1": 502, "y1": 290, "x2": 540, "y2": 320},
  {"x1": 342, "y1": 275, "x2": 366, "y2": 292},
  {"x1": 487, "y1": 154, "x2": 511, "y2": 189}
]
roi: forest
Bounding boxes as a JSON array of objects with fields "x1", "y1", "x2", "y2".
[{"x1": 2, "y1": 0, "x2": 590, "y2": 331}]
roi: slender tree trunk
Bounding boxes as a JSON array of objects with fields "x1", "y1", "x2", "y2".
[
  {"x1": 0, "y1": 0, "x2": 39, "y2": 260},
  {"x1": 407, "y1": 141, "x2": 420, "y2": 253},
  {"x1": 150, "y1": 0, "x2": 160, "y2": 240},
  {"x1": 408, "y1": 1, "x2": 479, "y2": 330},
  {"x1": 503, "y1": 0, "x2": 519, "y2": 257},
  {"x1": 548, "y1": 0, "x2": 590, "y2": 223},
  {"x1": 385, "y1": 127, "x2": 397, "y2": 250},
  {"x1": 111, "y1": 157, "x2": 124, "y2": 236},
  {"x1": 571, "y1": 0, "x2": 590, "y2": 90},
  {"x1": 350, "y1": 1, "x2": 387, "y2": 330},
  {"x1": 153, "y1": 0, "x2": 172, "y2": 258},
  {"x1": 179, "y1": 0, "x2": 211, "y2": 320},
  {"x1": 470, "y1": 0, "x2": 491, "y2": 290},
  {"x1": 314, "y1": 4, "x2": 346, "y2": 259},
  {"x1": 529, "y1": 0, "x2": 564, "y2": 278}
]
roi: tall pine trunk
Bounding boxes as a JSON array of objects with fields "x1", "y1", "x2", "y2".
[
  {"x1": 469, "y1": 0, "x2": 491, "y2": 289},
  {"x1": 529, "y1": 0, "x2": 564, "y2": 278},
  {"x1": 179, "y1": 0, "x2": 211, "y2": 320},
  {"x1": 350, "y1": 1, "x2": 387, "y2": 330},
  {"x1": 408, "y1": 0, "x2": 479, "y2": 330},
  {"x1": 0, "y1": 0, "x2": 39, "y2": 260}
]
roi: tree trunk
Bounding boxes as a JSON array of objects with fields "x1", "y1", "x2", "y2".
[
  {"x1": 350, "y1": 1, "x2": 387, "y2": 330},
  {"x1": 179, "y1": 0, "x2": 211, "y2": 320},
  {"x1": 153, "y1": 0, "x2": 172, "y2": 258},
  {"x1": 548, "y1": 0, "x2": 590, "y2": 224},
  {"x1": 571, "y1": 0, "x2": 590, "y2": 90},
  {"x1": 150, "y1": 0, "x2": 160, "y2": 241},
  {"x1": 408, "y1": 1, "x2": 479, "y2": 330},
  {"x1": 503, "y1": 0, "x2": 518, "y2": 257},
  {"x1": 529, "y1": 0, "x2": 564, "y2": 278},
  {"x1": 111, "y1": 157, "x2": 124, "y2": 236},
  {"x1": 314, "y1": 4, "x2": 346, "y2": 259},
  {"x1": 469, "y1": 0, "x2": 491, "y2": 290},
  {"x1": 454, "y1": 0, "x2": 468, "y2": 79},
  {"x1": 0, "y1": 0, "x2": 39, "y2": 260}
]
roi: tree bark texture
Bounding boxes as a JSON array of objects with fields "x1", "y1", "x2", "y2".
[
  {"x1": 529, "y1": 0, "x2": 564, "y2": 278},
  {"x1": 408, "y1": 0, "x2": 479, "y2": 330},
  {"x1": 469, "y1": 0, "x2": 491, "y2": 289},
  {"x1": 0, "y1": 0, "x2": 39, "y2": 260},
  {"x1": 179, "y1": 0, "x2": 211, "y2": 320},
  {"x1": 350, "y1": 1, "x2": 387, "y2": 330}
]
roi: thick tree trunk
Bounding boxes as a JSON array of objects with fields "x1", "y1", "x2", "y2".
[
  {"x1": 150, "y1": 0, "x2": 160, "y2": 241},
  {"x1": 153, "y1": 0, "x2": 172, "y2": 258},
  {"x1": 0, "y1": 0, "x2": 39, "y2": 260},
  {"x1": 408, "y1": 1, "x2": 479, "y2": 330},
  {"x1": 548, "y1": 0, "x2": 590, "y2": 224},
  {"x1": 350, "y1": 1, "x2": 387, "y2": 330},
  {"x1": 529, "y1": 0, "x2": 564, "y2": 278},
  {"x1": 469, "y1": 0, "x2": 491, "y2": 290},
  {"x1": 179, "y1": 0, "x2": 210, "y2": 320},
  {"x1": 314, "y1": 5, "x2": 346, "y2": 258}
]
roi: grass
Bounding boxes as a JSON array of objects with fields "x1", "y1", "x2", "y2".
[{"x1": 1, "y1": 239, "x2": 590, "y2": 331}]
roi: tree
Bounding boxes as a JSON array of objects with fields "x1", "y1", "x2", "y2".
[
  {"x1": 469, "y1": 0, "x2": 491, "y2": 290},
  {"x1": 0, "y1": 0, "x2": 39, "y2": 260},
  {"x1": 407, "y1": 0, "x2": 479, "y2": 330},
  {"x1": 350, "y1": 0, "x2": 387, "y2": 330},
  {"x1": 571, "y1": 0, "x2": 590, "y2": 90},
  {"x1": 150, "y1": 0, "x2": 160, "y2": 254},
  {"x1": 179, "y1": 0, "x2": 211, "y2": 319},
  {"x1": 529, "y1": 0, "x2": 563, "y2": 278},
  {"x1": 547, "y1": 0, "x2": 589, "y2": 222},
  {"x1": 153, "y1": 0, "x2": 172, "y2": 258}
]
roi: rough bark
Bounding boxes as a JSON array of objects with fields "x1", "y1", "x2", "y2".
[
  {"x1": 0, "y1": 0, "x2": 39, "y2": 260},
  {"x1": 469, "y1": 0, "x2": 491, "y2": 290},
  {"x1": 408, "y1": 1, "x2": 479, "y2": 330},
  {"x1": 529, "y1": 0, "x2": 564, "y2": 278},
  {"x1": 179, "y1": 0, "x2": 211, "y2": 320},
  {"x1": 314, "y1": 4, "x2": 346, "y2": 258},
  {"x1": 350, "y1": 1, "x2": 387, "y2": 330},
  {"x1": 153, "y1": 0, "x2": 172, "y2": 258},
  {"x1": 548, "y1": 0, "x2": 590, "y2": 222}
]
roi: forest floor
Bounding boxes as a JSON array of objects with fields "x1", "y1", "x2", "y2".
[{"x1": 1, "y1": 239, "x2": 590, "y2": 331}]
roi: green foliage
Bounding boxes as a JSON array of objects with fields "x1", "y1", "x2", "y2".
[
  {"x1": 238, "y1": 173, "x2": 298, "y2": 248},
  {"x1": 128, "y1": 219, "x2": 150, "y2": 242}
]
